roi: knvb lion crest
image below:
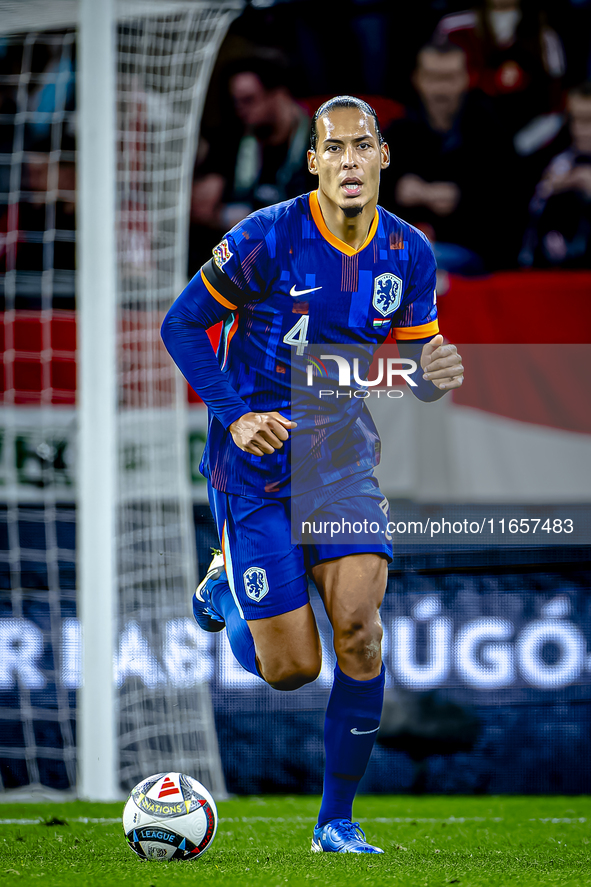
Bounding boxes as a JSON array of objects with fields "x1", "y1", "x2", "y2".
[
  {"x1": 243, "y1": 567, "x2": 269, "y2": 602},
  {"x1": 373, "y1": 273, "x2": 403, "y2": 317},
  {"x1": 212, "y1": 238, "x2": 233, "y2": 270}
]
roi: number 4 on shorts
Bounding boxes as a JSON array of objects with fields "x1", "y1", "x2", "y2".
[{"x1": 283, "y1": 315, "x2": 309, "y2": 355}]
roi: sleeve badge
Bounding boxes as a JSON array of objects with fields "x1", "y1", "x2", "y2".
[{"x1": 212, "y1": 238, "x2": 233, "y2": 270}]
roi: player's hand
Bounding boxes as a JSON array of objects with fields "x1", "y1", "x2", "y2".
[
  {"x1": 229, "y1": 411, "x2": 297, "y2": 457},
  {"x1": 420, "y1": 334, "x2": 464, "y2": 390}
]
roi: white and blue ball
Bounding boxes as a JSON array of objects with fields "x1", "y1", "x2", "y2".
[{"x1": 122, "y1": 772, "x2": 217, "y2": 861}]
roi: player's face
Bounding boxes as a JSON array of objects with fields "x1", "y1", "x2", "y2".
[{"x1": 307, "y1": 108, "x2": 389, "y2": 215}]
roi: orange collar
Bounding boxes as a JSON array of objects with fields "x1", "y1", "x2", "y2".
[{"x1": 309, "y1": 189, "x2": 379, "y2": 257}]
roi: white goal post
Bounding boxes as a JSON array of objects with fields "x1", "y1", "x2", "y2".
[
  {"x1": 0, "y1": 0, "x2": 243, "y2": 801},
  {"x1": 77, "y1": 0, "x2": 119, "y2": 804}
]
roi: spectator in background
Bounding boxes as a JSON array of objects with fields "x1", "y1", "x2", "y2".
[
  {"x1": 435, "y1": 0, "x2": 565, "y2": 141},
  {"x1": 380, "y1": 41, "x2": 516, "y2": 274},
  {"x1": 520, "y1": 82, "x2": 591, "y2": 269},
  {"x1": 189, "y1": 54, "x2": 310, "y2": 273}
]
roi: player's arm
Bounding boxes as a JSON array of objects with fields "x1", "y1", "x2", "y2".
[
  {"x1": 392, "y1": 229, "x2": 463, "y2": 401},
  {"x1": 161, "y1": 244, "x2": 295, "y2": 456}
]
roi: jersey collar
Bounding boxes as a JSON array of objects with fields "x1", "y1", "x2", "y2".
[{"x1": 309, "y1": 189, "x2": 379, "y2": 257}]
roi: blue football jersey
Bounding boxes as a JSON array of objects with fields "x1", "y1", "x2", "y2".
[{"x1": 164, "y1": 190, "x2": 438, "y2": 497}]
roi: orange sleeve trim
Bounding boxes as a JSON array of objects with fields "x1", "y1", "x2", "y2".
[
  {"x1": 309, "y1": 190, "x2": 379, "y2": 256},
  {"x1": 393, "y1": 319, "x2": 440, "y2": 340},
  {"x1": 201, "y1": 268, "x2": 237, "y2": 310}
]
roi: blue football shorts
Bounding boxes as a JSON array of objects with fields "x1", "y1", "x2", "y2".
[{"x1": 208, "y1": 470, "x2": 392, "y2": 621}]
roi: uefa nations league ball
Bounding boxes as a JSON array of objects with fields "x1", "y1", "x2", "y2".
[{"x1": 123, "y1": 772, "x2": 218, "y2": 861}]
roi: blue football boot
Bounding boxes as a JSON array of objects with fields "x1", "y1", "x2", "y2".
[
  {"x1": 192, "y1": 550, "x2": 226, "y2": 633},
  {"x1": 311, "y1": 819, "x2": 384, "y2": 854}
]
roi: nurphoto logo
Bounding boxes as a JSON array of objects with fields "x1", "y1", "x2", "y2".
[{"x1": 306, "y1": 354, "x2": 418, "y2": 399}]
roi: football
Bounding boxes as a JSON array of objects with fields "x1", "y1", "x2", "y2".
[{"x1": 122, "y1": 772, "x2": 218, "y2": 861}]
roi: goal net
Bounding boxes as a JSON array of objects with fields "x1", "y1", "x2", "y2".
[{"x1": 0, "y1": 0, "x2": 241, "y2": 797}]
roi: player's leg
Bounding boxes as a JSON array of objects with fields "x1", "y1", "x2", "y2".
[
  {"x1": 302, "y1": 472, "x2": 391, "y2": 853},
  {"x1": 192, "y1": 485, "x2": 259, "y2": 676},
  {"x1": 247, "y1": 604, "x2": 322, "y2": 691},
  {"x1": 195, "y1": 562, "x2": 322, "y2": 690},
  {"x1": 311, "y1": 553, "x2": 387, "y2": 852},
  {"x1": 193, "y1": 546, "x2": 260, "y2": 677},
  {"x1": 194, "y1": 485, "x2": 322, "y2": 689},
  {"x1": 313, "y1": 552, "x2": 386, "y2": 679}
]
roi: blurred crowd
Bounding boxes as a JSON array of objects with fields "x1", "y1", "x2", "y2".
[
  {"x1": 190, "y1": 0, "x2": 591, "y2": 277},
  {"x1": 1, "y1": 0, "x2": 590, "y2": 301},
  {"x1": 0, "y1": 34, "x2": 76, "y2": 308}
]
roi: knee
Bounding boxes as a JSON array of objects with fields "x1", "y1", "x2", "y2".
[
  {"x1": 267, "y1": 668, "x2": 320, "y2": 691},
  {"x1": 258, "y1": 655, "x2": 322, "y2": 692},
  {"x1": 334, "y1": 613, "x2": 383, "y2": 666}
]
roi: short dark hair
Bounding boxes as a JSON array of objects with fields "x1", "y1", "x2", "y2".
[
  {"x1": 223, "y1": 52, "x2": 292, "y2": 95},
  {"x1": 309, "y1": 95, "x2": 383, "y2": 151},
  {"x1": 417, "y1": 39, "x2": 467, "y2": 64}
]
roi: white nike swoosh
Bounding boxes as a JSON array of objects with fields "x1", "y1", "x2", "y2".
[
  {"x1": 350, "y1": 726, "x2": 379, "y2": 735},
  {"x1": 289, "y1": 285, "x2": 322, "y2": 297}
]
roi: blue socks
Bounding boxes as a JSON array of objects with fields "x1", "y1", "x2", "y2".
[
  {"x1": 212, "y1": 576, "x2": 385, "y2": 826},
  {"x1": 211, "y1": 578, "x2": 259, "y2": 678},
  {"x1": 317, "y1": 663, "x2": 385, "y2": 827}
]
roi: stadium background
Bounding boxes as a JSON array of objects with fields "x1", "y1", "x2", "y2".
[{"x1": 1, "y1": 0, "x2": 591, "y2": 799}]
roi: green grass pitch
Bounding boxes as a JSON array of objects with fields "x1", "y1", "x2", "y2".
[{"x1": 1, "y1": 795, "x2": 590, "y2": 887}]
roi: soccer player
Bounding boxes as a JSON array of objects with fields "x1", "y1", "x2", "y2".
[{"x1": 161, "y1": 96, "x2": 464, "y2": 854}]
